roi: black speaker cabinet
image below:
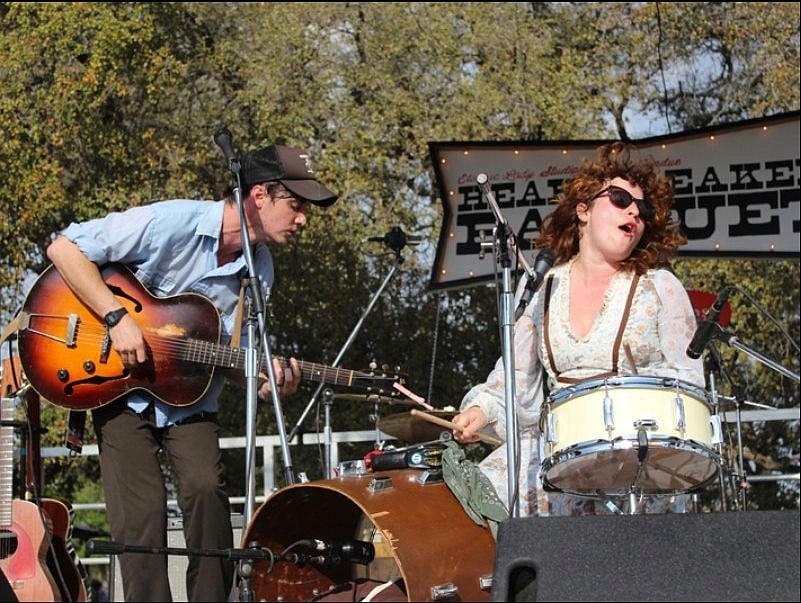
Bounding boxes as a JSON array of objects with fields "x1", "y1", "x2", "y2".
[{"x1": 492, "y1": 510, "x2": 800, "y2": 602}]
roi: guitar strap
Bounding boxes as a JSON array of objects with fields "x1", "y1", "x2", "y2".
[
  {"x1": 231, "y1": 277, "x2": 249, "y2": 348},
  {"x1": 0, "y1": 314, "x2": 19, "y2": 348},
  {"x1": 65, "y1": 411, "x2": 86, "y2": 455}
]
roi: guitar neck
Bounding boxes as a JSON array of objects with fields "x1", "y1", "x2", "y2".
[
  {"x1": 1, "y1": 398, "x2": 13, "y2": 531},
  {"x1": 186, "y1": 340, "x2": 358, "y2": 387}
]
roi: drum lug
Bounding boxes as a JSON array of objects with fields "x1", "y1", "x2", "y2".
[
  {"x1": 710, "y1": 413, "x2": 723, "y2": 445},
  {"x1": 603, "y1": 389, "x2": 615, "y2": 433},
  {"x1": 545, "y1": 408, "x2": 556, "y2": 444},
  {"x1": 673, "y1": 394, "x2": 686, "y2": 435},
  {"x1": 479, "y1": 574, "x2": 493, "y2": 591},
  {"x1": 430, "y1": 581, "x2": 459, "y2": 600}
]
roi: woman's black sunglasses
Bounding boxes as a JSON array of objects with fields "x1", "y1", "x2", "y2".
[{"x1": 593, "y1": 186, "x2": 655, "y2": 220}]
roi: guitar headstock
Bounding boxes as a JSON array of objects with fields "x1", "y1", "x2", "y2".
[{"x1": 352, "y1": 362, "x2": 408, "y2": 399}]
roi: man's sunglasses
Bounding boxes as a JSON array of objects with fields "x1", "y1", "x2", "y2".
[{"x1": 592, "y1": 186, "x2": 655, "y2": 220}]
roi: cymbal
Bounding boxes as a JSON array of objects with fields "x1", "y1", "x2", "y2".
[
  {"x1": 380, "y1": 409, "x2": 457, "y2": 443},
  {"x1": 331, "y1": 392, "x2": 417, "y2": 406}
]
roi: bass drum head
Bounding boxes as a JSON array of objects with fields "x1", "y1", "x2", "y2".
[{"x1": 240, "y1": 469, "x2": 495, "y2": 602}]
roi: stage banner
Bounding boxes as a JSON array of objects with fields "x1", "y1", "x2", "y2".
[{"x1": 428, "y1": 111, "x2": 799, "y2": 290}]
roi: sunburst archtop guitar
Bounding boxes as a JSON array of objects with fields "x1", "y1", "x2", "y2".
[{"x1": 17, "y1": 264, "x2": 402, "y2": 411}]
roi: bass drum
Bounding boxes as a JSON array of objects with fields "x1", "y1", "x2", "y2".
[{"x1": 241, "y1": 469, "x2": 495, "y2": 602}]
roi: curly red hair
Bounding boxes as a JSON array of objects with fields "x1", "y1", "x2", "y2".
[{"x1": 535, "y1": 142, "x2": 686, "y2": 274}]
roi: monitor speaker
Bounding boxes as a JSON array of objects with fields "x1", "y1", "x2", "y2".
[{"x1": 491, "y1": 510, "x2": 800, "y2": 602}]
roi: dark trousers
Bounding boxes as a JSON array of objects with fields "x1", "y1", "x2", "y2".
[{"x1": 93, "y1": 403, "x2": 234, "y2": 602}]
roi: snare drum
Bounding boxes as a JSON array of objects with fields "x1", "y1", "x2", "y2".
[
  {"x1": 539, "y1": 376, "x2": 720, "y2": 497},
  {"x1": 240, "y1": 469, "x2": 495, "y2": 601}
]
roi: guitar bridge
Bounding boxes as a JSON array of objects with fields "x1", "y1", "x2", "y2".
[{"x1": 100, "y1": 326, "x2": 111, "y2": 364}]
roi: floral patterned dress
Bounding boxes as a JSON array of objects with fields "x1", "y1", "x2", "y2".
[{"x1": 461, "y1": 258, "x2": 705, "y2": 516}]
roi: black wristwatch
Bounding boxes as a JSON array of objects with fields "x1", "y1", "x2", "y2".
[{"x1": 103, "y1": 307, "x2": 128, "y2": 328}]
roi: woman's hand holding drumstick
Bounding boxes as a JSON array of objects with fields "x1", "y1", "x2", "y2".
[{"x1": 411, "y1": 408, "x2": 502, "y2": 446}]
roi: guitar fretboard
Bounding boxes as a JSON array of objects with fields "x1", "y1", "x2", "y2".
[
  {"x1": 0, "y1": 397, "x2": 14, "y2": 529},
  {"x1": 181, "y1": 339, "x2": 358, "y2": 387}
]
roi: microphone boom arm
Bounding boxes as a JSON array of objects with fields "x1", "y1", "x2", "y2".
[{"x1": 710, "y1": 325, "x2": 799, "y2": 383}]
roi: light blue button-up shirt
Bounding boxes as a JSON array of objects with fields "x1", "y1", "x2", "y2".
[{"x1": 60, "y1": 199, "x2": 274, "y2": 426}]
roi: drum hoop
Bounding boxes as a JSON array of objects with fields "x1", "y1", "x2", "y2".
[
  {"x1": 543, "y1": 435, "x2": 722, "y2": 459},
  {"x1": 547, "y1": 375, "x2": 709, "y2": 405}
]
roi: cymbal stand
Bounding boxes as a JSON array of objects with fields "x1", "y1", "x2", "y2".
[
  {"x1": 321, "y1": 387, "x2": 335, "y2": 477},
  {"x1": 287, "y1": 233, "x2": 406, "y2": 478},
  {"x1": 729, "y1": 395, "x2": 748, "y2": 510}
]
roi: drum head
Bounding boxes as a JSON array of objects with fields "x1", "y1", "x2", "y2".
[{"x1": 541, "y1": 442, "x2": 720, "y2": 496}]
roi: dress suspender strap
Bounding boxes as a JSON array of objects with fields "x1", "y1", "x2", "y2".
[
  {"x1": 610, "y1": 273, "x2": 640, "y2": 374},
  {"x1": 543, "y1": 272, "x2": 640, "y2": 384},
  {"x1": 542, "y1": 274, "x2": 559, "y2": 378}
]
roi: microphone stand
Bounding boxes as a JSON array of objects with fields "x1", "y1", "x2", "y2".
[
  {"x1": 214, "y1": 133, "x2": 295, "y2": 522},
  {"x1": 706, "y1": 325, "x2": 799, "y2": 510},
  {"x1": 87, "y1": 539, "x2": 275, "y2": 603},
  {"x1": 286, "y1": 233, "x2": 406, "y2": 478},
  {"x1": 703, "y1": 349, "x2": 728, "y2": 511},
  {"x1": 476, "y1": 173, "x2": 522, "y2": 517}
]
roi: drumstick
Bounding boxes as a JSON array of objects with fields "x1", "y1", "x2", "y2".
[{"x1": 410, "y1": 409, "x2": 502, "y2": 446}]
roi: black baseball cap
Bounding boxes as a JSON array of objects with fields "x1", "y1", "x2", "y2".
[{"x1": 240, "y1": 145, "x2": 338, "y2": 207}]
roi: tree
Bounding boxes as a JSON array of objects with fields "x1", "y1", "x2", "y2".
[{"x1": 0, "y1": 2, "x2": 797, "y2": 523}]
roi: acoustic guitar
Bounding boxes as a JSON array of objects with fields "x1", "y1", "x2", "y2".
[
  {"x1": 40, "y1": 498, "x2": 89, "y2": 603},
  {"x1": 0, "y1": 397, "x2": 61, "y2": 601},
  {"x1": 17, "y1": 264, "x2": 403, "y2": 411},
  {"x1": 21, "y1": 382, "x2": 88, "y2": 603}
]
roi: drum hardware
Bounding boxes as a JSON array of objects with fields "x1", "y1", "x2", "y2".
[
  {"x1": 603, "y1": 388, "x2": 614, "y2": 433},
  {"x1": 430, "y1": 582, "x2": 458, "y2": 601},
  {"x1": 636, "y1": 427, "x2": 649, "y2": 462},
  {"x1": 337, "y1": 459, "x2": 369, "y2": 477},
  {"x1": 632, "y1": 418, "x2": 657, "y2": 431},
  {"x1": 368, "y1": 475, "x2": 395, "y2": 493},
  {"x1": 417, "y1": 470, "x2": 444, "y2": 485}
]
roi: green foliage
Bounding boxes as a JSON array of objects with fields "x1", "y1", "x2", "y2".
[{"x1": 0, "y1": 2, "x2": 797, "y2": 516}]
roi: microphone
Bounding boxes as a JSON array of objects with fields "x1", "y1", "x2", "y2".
[
  {"x1": 295, "y1": 538, "x2": 375, "y2": 566},
  {"x1": 686, "y1": 286, "x2": 733, "y2": 359},
  {"x1": 367, "y1": 226, "x2": 423, "y2": 251},
  {"x1": 213, "y1": 127, "x2": 238, "y2": 167},
  {"x1": 514, "y1": 248, "x2": 556, "y2": 321}
]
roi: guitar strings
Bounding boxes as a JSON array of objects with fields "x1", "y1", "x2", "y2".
[{"x1": 33, "y1": 319, "x2": 376, "y2": 385}]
